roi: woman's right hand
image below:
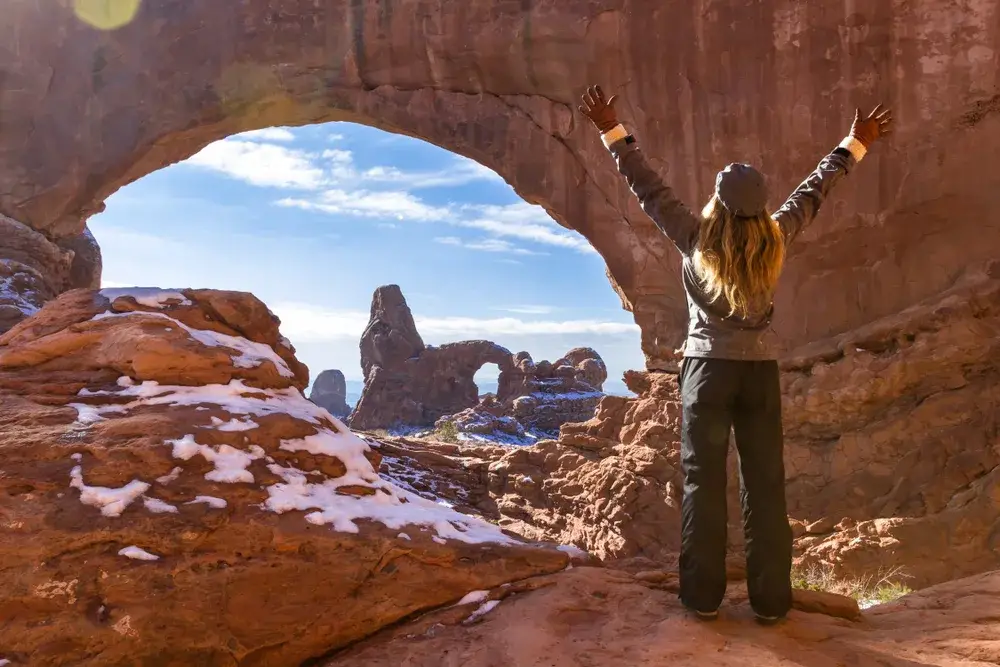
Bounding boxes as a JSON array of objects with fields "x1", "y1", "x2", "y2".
[
  {"x1": 850, "y1": 105, "x2": 894, "y2": 147},
  {"x1": 579, "y1": 85, "x2": 620, "y2": 133}
]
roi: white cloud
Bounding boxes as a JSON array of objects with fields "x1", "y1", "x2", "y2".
[
  {"x1": 492, "y1": 305, "x2": 556, "y2": 315},
  {"x1": 270, "y1": 302, "x2": 638, "y2": 343},
  {"x1": 362, "y1": 157, "x2": 501, "y2": 188},
  {"x1": 434, "y1": 236, "x2": 541, "y2": 255},
  {"x1": 418, "y1": 316, "x2": 637, "y2": 337},
  {"x1": 277, "y1": 189, "x2": 450, "y2": 222},
  {"x1": 186, "y1": 140, "x2": 324, "y2": 189},
  {"x1": 181, "y1": 132, "x2": 595, "y2": 255},
  {"x1": 234, "y1": 127, "x2": 296, "y2": 142},
  {"x1": 185, "y1": 136, "x2": 496, "y2": 193},
  {"x1": 457, "y1": 202, "x2": 596, "y2": 254}
]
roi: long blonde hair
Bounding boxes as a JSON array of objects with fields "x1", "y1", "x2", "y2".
[{"x1": 692, "y1": 195, "x2": 785, "y2": 319}]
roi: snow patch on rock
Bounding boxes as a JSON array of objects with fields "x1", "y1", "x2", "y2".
[
  {"x1": 142, "y1": 496, "x2": 178, "y2": 514},
  {"x1": 186, "y1": 495, "x2": 228, "y2": 509},
  {"x1": 91, "y1": 310, "x2": 294, "y2": 377},
  {"x1": 69, "y1": 466, "x2": 149, "y2": 517},
  {"x1": 69, "y1": 379, "x2": 518, "y2": 545},
  {"x1": 99, "y1": 287, "x2": 191, "y2": 309},
  {"x1": 118, "y1": 546, "x2": 160, "y2": 561}
]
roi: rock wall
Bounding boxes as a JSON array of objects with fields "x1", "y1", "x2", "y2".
[
  {"x1": 0, "y1": 287, "x2": 568, "y2": 665},
  {"x1": 5, "y1": 2, "x2": 1000, "y2": 368},
  {"x1": 0, "y1": 216, "x2": 102, "y2": 334}
]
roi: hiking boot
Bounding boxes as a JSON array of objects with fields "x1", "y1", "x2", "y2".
[
  {"x1": 683, "y1": 604, "x2": 719, "y2": 621},
  {"x1": 754, "y1": 613, "x2": 785, "y2": 626}
]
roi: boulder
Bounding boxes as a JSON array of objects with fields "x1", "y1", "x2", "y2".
[
  {"x1": 0, "y1": 287, "x2": 309, "y2": 392},
  {"x1": 0, "y1": 288, "x2": 568, "y2": 666},
  {"x1": 436, "y1": 348, "x2": 608, "y2": 442},
  {"x1": 310, "y1": 368, "x2": 351, "y2": 418}
]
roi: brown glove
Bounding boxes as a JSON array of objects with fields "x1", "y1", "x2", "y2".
[
  {"x1": 579, "y1": 85, "x2": 620, "y2": 133},
  {"x1": 850, "y1": 104, "x2": 894, "y2": 147}
]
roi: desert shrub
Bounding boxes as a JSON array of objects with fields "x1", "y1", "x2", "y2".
[{"x1": 791, "y1": 563, "x2": 912, "y2": 608}]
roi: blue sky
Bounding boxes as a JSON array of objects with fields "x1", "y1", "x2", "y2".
[{"x1": 89, "y1": 122, "x2": 643, "y2": 385}]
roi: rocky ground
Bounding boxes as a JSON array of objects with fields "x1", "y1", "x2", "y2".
[{"x1": 325, "y1": 566, "x2": 1000, "y2": 667}]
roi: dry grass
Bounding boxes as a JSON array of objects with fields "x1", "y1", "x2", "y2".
[
  {"x1": 791, "y1": 563, "x2": 913, "y2": 607},
  {"x1": 433, "y1": 420, "x2": 460, "y2": 444}
]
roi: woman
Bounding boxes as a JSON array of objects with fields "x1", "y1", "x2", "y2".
[{"x1": 579, "y1": 85, "x2": 892, "y2": 624}]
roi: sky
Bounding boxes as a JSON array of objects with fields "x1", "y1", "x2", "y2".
[{"x1": 89, "y1": 122, "x2": 644, "y2": 387}]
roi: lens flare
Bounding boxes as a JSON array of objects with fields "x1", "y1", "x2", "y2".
[{"x1": 73, "y1": 0, "x2": 141, "y2": 31}]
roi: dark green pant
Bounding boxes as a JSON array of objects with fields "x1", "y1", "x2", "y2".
[{"x1": 678, "y1": 357, "x2": 792, "y2": 618}]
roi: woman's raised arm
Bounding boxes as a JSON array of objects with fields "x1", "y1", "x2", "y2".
[
  {"x1": 580, "y1": 85, "x2": 699, "y2": 256},
  {"x1": 773, "y1": 105, "x2": 894, "y2": 243}
]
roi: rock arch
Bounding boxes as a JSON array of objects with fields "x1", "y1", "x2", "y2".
[
  {"x1": 348, "y1": 285, "x2": 515, "y2": 429},
  {"x1": 3, "y1": 1, "x2": 1000, "y2": 367}
]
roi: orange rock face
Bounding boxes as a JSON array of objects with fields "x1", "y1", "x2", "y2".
[
  {"x1": 5, "y1": 3, "x2": 1000, "y2": 367},
  {"x1": 0, "y1": 289, "x2": 568, "y2": 666}
]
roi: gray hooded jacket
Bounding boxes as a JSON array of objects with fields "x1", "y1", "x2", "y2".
[{"x1": 607, "y1": 132, "x2": 858, "y2": 360}]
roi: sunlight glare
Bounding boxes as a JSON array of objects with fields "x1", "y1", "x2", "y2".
[{"x1": 73, "y1": 0, "x2": 141, "y2": 31}]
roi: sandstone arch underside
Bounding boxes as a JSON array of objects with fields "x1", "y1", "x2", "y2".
[{"x1": 3, "y1": 0, "x2": 1000, "y2": 367}]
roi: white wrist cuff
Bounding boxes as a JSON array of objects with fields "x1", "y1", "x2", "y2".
[
  {"x1": 838, "y1": 136, "x2": 868, "y2": 162},
  {"x1": 601, "y1": 124, "x2": 628, "y2": 149}
]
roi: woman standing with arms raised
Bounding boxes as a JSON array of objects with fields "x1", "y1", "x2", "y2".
[{"x1": 580, "y1": 85, "x2": 892, "y2": 623}]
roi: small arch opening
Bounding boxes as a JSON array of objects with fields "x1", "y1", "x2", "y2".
[{"x1": 474, "y1": 363, "x2": 501, "y2": 399}]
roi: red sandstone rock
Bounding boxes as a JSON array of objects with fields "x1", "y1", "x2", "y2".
[
  {"x1": 324, "y1": 566, "x2": 1000, "y2": 667},
  {"x1": 358, "y1": 285, "x2": 425, "y2": 381},
  {"x1": 0, "y1": 288, "x2": 568, "y2": 666},
  {"x1": 7, "y1": 3, "x2": 1000, "y2": 369},
  {"x1": 0, "y1": 215, "x2": 74, "y2": 333},
  {"x1": 0, "y1": 288, "x2": 309, "y2": 392},
  {"x1": 56, "y1": 226, "x2": 102, "y2": 291}
]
